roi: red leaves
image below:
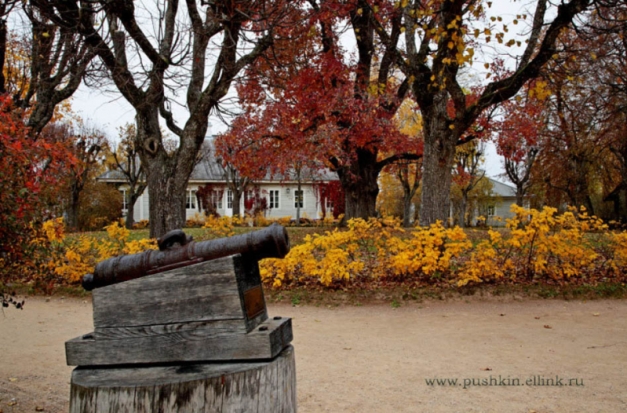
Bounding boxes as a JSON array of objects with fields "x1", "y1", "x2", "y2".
[
  {"x1": 495, "y1": 82, "x2": 546, "y2": 162},
  {"x1": 220, "y1": 51, "x2": 414, "y2": 179},
  {"x1": 0, "y1": 95, "x2": 71, "y2": 259}
]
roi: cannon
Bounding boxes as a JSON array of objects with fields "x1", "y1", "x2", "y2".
[
  {"x1": 82, "y1": 223, "x2": 290, "y2": 290},
  {"x1": 66, "y1": 223, "x2": 296, "y2": 411}
]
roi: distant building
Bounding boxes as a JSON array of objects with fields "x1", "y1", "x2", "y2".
[
  {"x1": 474, "y1": 178, "x2": 528, "y2": 226},
  {"x1": 98, "y1": 158, "x2": 340, "y2": 223}
]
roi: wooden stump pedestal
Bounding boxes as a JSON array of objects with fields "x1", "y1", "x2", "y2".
[
  {"x1": 69, "y1": 345, "x2": 296, "y2": 413},
  {"x1": 66, "y1": 254, "x2": 296, "y2": 412}
]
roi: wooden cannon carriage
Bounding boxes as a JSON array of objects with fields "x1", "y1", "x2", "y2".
[{"x1": 66, "y1": 224, "x2": 296, "y2": 412}]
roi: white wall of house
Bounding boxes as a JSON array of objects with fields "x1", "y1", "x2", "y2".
[{"x1": 120, "y1": 182, "x2": 327, "y2": 223}]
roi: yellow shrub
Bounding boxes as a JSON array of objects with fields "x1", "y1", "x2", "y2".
[
  {"x1": 261, "y1": 208, "x2": 626, "y2": 289},
  {"x1": 38, "y1": 220, "x2": 157, "y2": 284},
  {"x1": 202, "y1": 215, "x2": 235, "y2": 239},
  {"x1": 388, "y1": 222, "x2": 471, "y2": 278},
  {"x1": 253, "y1": 214, "x2": 272, "y2": 227},
  {"x1": 458, "y1": 230, "x2": 513, "y2": 286},
  {"x1": 186, "y1": 212, "x2": 207, "y2": 228},
  {"x1": 133, "y1": 219, "x2": 149, "y2": 229},
  {"x1": 262, "y1": 217, "x2": 412, "y2": 286},
  {"x1": 25, "y1": 207, "x2": 627, "y2": 290}
]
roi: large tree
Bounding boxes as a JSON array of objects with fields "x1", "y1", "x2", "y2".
[
  {"x1": 222, "y1": 0, "x2": 602, "y2": 225},
  {"x1": 43, "y1": 123, "x2": 107, "y2": 230},
  {"x1": 1, "y1": 2, "x2": 93, "y2": 136},
  {"x1": 582, "y1": 7, "x2": 627, "y2": 219},
  {"x1": 496, "y1": 82, "x2": 546, "y2": 207},
  {"x1": 33, "y1": 0, "x2": 298, "y2": 237},
  {"x1": 375, "y1": 0, "x2": 607, "y2": 225},
  {"x1": 452, "y1": 141, "x2": 485, "y2": 227},
  {"x1": 217, "y1": 0, "x2": 424, "y2": 221},
  {"x1": 111, "y1": 123, "x2": 147, "y2": 229}
]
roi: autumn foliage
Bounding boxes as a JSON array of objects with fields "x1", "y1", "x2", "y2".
[
  {"x1": 260, "y1": 206, "x2": 627, "y2": 289},
  {"x1": 27, "y1": 219, "x2": 156, "y2": 286},
  {"x1": 0, "y1": 96, "x2": 72, "y2": 278}
]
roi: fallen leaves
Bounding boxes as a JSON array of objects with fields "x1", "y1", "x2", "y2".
[{"x1": 544, "y1": 325, "x2": 552, "y2": 329}]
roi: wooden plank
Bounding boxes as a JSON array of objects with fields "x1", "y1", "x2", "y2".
[
  {"x1": 92, "y1": 257, "x2": 247, "y2": 329},
  {"x1": 66, "y1": 318, "x2": 292, "y2": 366},
  {"x1": 233, "y1": 254, "x2": 268, "y2": 331},
  {"x1": 69, "y1": 346, "x2": 296, "y2": 413},
  {"x1": 93, "y1": 319, "x2": 248, "y2": 340}
]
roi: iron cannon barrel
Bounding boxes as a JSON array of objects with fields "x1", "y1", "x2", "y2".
[{"x1": 82, "y1": 223, "x2": 289, "y2": 291}]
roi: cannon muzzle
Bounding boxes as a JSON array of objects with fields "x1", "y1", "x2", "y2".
[{"x1": 82, "y1": 223, "x2": 289, "y2": 291}]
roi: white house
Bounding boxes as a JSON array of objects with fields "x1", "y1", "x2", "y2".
[
  {"x1": 478, "y1": 178, "x2": 528, "y2": 226},
  {"x1": 98, "y1": 158, "x2": 341, "y2": 223}
]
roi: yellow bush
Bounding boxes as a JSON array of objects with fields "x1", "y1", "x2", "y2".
[
  {"x1": 186, "y1": 213, "x2": 207, "y2": 228},
  {"x1": 132, "y1": 219, "x2": 149, "y2": 229},
  {"x1": 202, "y1": 215, "x2": 235, "y2": 239},
  {"x1": 458, "y1": 205, "x2": 609, "y2": 285},
  {"x1": 40, "y1": 220, "x2": 157, "y2": 284},
  {"x1": 24, "y1": 207, "x2": 627, "y2": 290},
  {"x1": 457, "y1": 230, "x2": 513, "y2": 286},
  {"x1": 261, "y1": 207, "x2": 627, "y2": 289},
  {"x1": 388, "y1": 222, "x2": 471, "y2": 278}
]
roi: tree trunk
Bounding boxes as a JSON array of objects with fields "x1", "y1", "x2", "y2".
[
  {"x1": 126, "y1": 183, "x2": 147, "y2": 229},
  {"x1": 337, "y1": 149, "x2": 381, "y2": 221},
  {"x1": 145, "y1": 167, "x2": 187, "y2": 239},
  {"x1": 402, "y1": 195, "x2": 413, "y2": 227},
  {"x1": 126, "y1": 200, "x2": 135, "y2": 229},
  {"x1": 137, "y1": 111, "x2": 203, "y2": 239},
  {"x1": 419, "y1": 93, "x2": 456, "y2": 227},
  {"x1": 516, "y1": 185, "x2": 525, "y2": 207},
  {"x1": 459, "y1": 194, "x2": 467, "y2": 228},
  {"x1": 66, "y1": 188, "x2": 80, "y2": 231},
  {"x1": 584, "y1": 195, "x2": 595, "y2": 216},
  {"x1": 296, "y1": 180, "x2": 302, "y2": 224},
  {"x1": 232, "y1": 188, "x2": 243, "y2": 218}
]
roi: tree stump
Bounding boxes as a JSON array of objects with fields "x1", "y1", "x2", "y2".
[{"x1": 69, "y1": 345, "x2": 296, "y2": 413}]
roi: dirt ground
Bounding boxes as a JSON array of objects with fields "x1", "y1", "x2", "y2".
[{"x1": 1, "y1": 296, "x2": 626, "y2": 413}]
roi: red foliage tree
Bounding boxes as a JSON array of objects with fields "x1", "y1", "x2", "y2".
[
  {"x1": 0, "y1": 96, "x2": 72, "y2": 269},
  {"x1": 495, "y1": 81, "x2": 547, "y2": 206},
  {"x1": 316, "y1": 181, "x2": 345, "y2": 219},
  {"x1": 218, "y1": 2, "x2": 421, "y2": 221}
]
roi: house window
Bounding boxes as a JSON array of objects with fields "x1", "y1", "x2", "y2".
[
  {"x1": 487, "y1": 205, "x2": 495, "y2": 216},
  {"x1": 120, "y1": 189, "x2": 129, "y2": 210},
  {"x1": 227, "y1": 190, "x2": 233, "y2": 209},
  {"x1": 211, "y1": 191, "x2": 223, "y2": 210},
  {"x1": 294, "y1": 190, "x2": 304, "y2": 208},
  {"x1": 186, "y1": 190, "x2": 196, "y2": 209},
  {"x1": 269, "y1": 190, "x2": 279, "y2": 209}
]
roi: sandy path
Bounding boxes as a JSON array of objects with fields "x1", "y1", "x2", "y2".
[{"x1": 1, "y1": 297, "x2": 626, "y2": 412}]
